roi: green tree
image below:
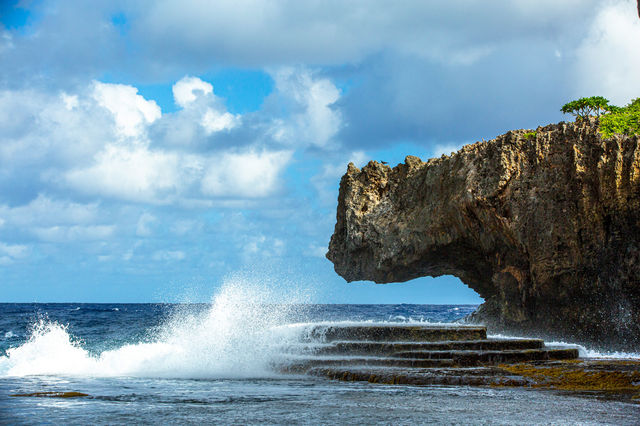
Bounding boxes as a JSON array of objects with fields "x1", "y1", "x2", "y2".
[{"x1": 561, "y1": 96, "x2": 611, "y2": 120}]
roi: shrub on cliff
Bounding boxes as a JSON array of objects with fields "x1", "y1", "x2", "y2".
[
  {"x1": 561, "y1": 96, "x2": 640, "y2": 138},
  {"x1": 560, "y1": 96, "x2": 611, "y2": 120},
  {"x1": 599, "y1": 98, "x2": 640, "y2": 138}
]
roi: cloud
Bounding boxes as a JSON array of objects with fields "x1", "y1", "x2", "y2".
[
  {"x1": 61, "y1": 93, "x2": 79, "y2": 110},
  {"x1": 2, "y1": 0, "x2": 605, "y2": 89},
  {"x1": 200, "y1": 108, "x2": 238, "y2": 134},
  {"x1": 0, "y1": 242, "x2": 26, "y2": 265},
  {"x1": 65, "y1": 144, "x2": 186, "y2": 204},
  {"x1": 574, "y1": 1, "x2": 640, "y2": 105},
  {"x1": 172, "y1": 76, "x2": 240, "y2": 135},
  {"x1": 267, "y1": 68, "x2": 341, "y2": 148},
  {"x1": 0, "y1": 195, "x2": 99, "y2": 228},
  {"x1": 132, "y1": 0, "x2": 599, "y2": 68},
  {"x1": 93, "y1": 81, "x2": 161, "y2": 139},
  {"x1": 0, "y1": 82, "x2": 186, "y2": 205},
  {"x1": 0, "y1": 242, "x2": 28, "y2": 259},
  {"x1": 153, "y1": 76, "x2": 241, "y2": 148},
  {"x1": 0, "y1": 87, "x2": 112, "y2": 188},
  {"x1": 1, "y1": 71, "x2": 324, "y2": 207},
  {"x1": 201, "y1": 149, "x2": 292, "y2": 198},
  {"x1": 0, "y1": 1, "x2": 636, "y2": 303},
  {"x1": 172, "y1": 76, "x2": 213, "y2": 108}
]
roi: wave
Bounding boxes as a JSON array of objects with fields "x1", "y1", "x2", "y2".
[
  {"x1": 2, "y1": 279, "x2": 637, "y2": 379},
  {"x1": 0, "y1": 276, "x2": 312, "y2": 379},
  {"x1": 489, "y1": 334, "x2": 640, "y2": 359},
  {"x1": 544, "y1": 340, "x2": 640, "y2": 360}
]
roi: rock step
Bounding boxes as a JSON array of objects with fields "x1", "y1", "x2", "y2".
[
  {"x1": 391, "y1": 348, "x2": 579, "y2": 365},
  {"x1": 312, "y1": 338, "x2": 545, "y2": 355},
  {"x1": 308, "y1": 366, "x2": 530, "y2": 387},
  {"x1": 307, "y1": 325, "x2": 487, "y2": 342},
  {"x1": 279, "y1": 356, "x2": 455, "y2": 373}
]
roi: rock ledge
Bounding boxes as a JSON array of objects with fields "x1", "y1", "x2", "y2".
[{"x1": 327, "y1": 121, "x2": 640, "y2": 350}]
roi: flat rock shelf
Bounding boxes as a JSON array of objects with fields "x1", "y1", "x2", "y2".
[{"x1": 276, "y1": 324, "x2": 640, "y2": 402}]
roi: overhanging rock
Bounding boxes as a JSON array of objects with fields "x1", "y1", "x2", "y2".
[{"x1": 327, "y1": 121, "x2": 640, "y2": 351}]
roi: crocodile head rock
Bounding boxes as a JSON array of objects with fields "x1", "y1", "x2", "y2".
[{"x1": 327, "y1": 120, "x2": 640, "y2": 351}]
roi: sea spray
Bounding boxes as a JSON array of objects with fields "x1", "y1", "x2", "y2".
[
  {"x1": 489, "y1": 334, "x2": 640, "y2": 359},
  {"x1": 0, "y1": 276, "x2": 312, "y2": 378},
  {"x1": 3, "y1": 293, "x2": 638, "y2": 379}
]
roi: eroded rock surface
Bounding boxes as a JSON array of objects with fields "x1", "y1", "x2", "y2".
[{"x1": 327, "y1": 121, "x2": 640, "y2": 350}]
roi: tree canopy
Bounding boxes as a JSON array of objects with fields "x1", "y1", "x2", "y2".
[
  {"x1": 560, "y1": 96, "x2": 639, "y2": 138},
  {"x1": 560, "y1": 96, "x2": 611, "y2": 120}
]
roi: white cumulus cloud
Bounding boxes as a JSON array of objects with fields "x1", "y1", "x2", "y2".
[
  {"x1": 93, "y1": 81, "x2": 161, "y2": 138},
  {"x1": 172, "y1": 76, "x2": 213, "y2": 108},
  {"x1": 65, "y1": 145, "x2": 184, "y2": 204},
  {"x1": 171, "y1": 76, "x2": 240, "y2": 135},
  {"x1": 201, "y1": 150, "x2": 292, "y2": 198},
  {"x1": 201, "y1": 108, "x2": 239, "y2": 134}
]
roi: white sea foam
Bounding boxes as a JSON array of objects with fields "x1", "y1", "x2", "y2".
[
  {"x1": 4, "y1": 285, "x2": 637, "y2": 379},
  {"x1": 0, "y1": 276, "x2": 312, "y2": 379},
  {"x1": 545, "y1": 341, "x2": 640, "y2": 360},
  {"x1": 489, "y1": 334, "x2": 640, "y2": 359}
]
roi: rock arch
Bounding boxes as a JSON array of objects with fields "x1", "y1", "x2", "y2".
[{"x1": 327, "y1": 121, "x2": 640, "y2": 350}]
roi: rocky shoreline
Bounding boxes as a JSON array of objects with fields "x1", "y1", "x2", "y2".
[
  {"x1": 327, "y1": 120, "x2": 640, "y2": 351},
  {"x1": 277, "y1": 323, "x2": 640, "y2": 402}
]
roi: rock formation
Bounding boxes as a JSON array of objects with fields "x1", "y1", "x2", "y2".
[{"x1": 327, "y1": 120, "x2": 640, "y2": 350}]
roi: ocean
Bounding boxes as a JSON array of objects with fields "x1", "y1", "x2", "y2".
[{"x1": 1, "y1": 284, "x2": 639, "y2": 425}]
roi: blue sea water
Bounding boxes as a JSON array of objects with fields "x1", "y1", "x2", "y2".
[{"x1": 1, "y1": 285, "x2": 639, "y2": 424}]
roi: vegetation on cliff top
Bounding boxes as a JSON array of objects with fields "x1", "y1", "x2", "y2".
[
  {"x1": 561, "y1": 96, "x2": 640, "y2": 138},
  {"x1": 560, "y1": 96, "x2": 610, "y2": 119},
  {"x1": 599, "y1": 98, "x2": 640, "y2": 138}
]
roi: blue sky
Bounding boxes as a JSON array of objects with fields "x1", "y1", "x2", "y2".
[{"x1": 0, "y1": 0, "x2": 639, "y2": 303}]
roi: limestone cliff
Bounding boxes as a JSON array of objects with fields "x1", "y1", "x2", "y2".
[{"x1": 327, "y1": 120, "x2": 640, "y2": 350}]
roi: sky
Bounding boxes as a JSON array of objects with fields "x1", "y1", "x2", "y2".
[{"x1": 0, "y1": 0, "x2": 639, "y2": 303}]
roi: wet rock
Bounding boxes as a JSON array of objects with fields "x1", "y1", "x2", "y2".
[
  {"x1": 499, "y1": 359, "x2": 640, "y2": 395},
  {"x1": 309, "y1": 360, "x2": 640, "y2": 401},
  {"x1": 327, "y1": 120, "x2": 640, "y2": 350},
  {"x1": 279, "y1": 323, "x2": 638, "y2": 401},
  {"x1": 307, "y1": 324, "x2": 486, "y2": 342}
]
